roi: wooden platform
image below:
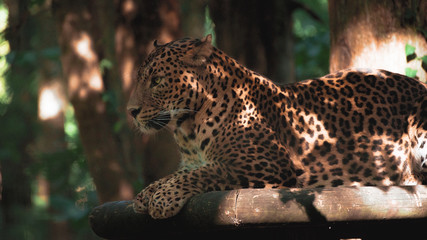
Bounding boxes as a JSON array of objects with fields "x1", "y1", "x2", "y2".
[{"x1": 89, "y1": 186, "x2": 427, "y2": 239}]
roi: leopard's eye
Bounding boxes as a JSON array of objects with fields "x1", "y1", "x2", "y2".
[{"x1": 150, "y1": 76, "x2": 164, "y2": 88}]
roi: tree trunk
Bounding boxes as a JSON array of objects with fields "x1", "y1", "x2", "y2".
[
  {"x1": 209, "y1": 0, "x2": 294, "y2": 83},
  {"x1": 53, "y1": 0, "x2": 134, "y2": 203},
  {"x1": 116, "y1": 0, "x2": 182, "y2": 101},
  {"x1": 34, "y1": 4, "x2": 74, "y2": 238},
  {"x1": 329, "y1": 0, "x2": 427, "y2": 83},
  {"x1": 89, "y1": 186, "x2": 427, "y2": 239}
]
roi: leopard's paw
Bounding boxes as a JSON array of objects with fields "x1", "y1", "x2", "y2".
[
  {"x1": 132, "y1": 191, "x2": 149, "y2": 213},
  {"x1": 147, "y1": 183, "x2": 202, "y2": 219},
  {"x1": 148, "y1": 188, "x2": 185, "y2": 219},
  {"x1": 132, "y1": 179, "x2": 166, "y2": 214}
]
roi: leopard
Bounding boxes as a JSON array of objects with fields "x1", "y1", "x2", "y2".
[{"x1": 127, "y1": 35, "x2": 427, "y2": 219}]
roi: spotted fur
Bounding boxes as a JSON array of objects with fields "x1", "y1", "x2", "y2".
[{"x1": 127, "y1": 35, "x2": 427, "y2": 219}]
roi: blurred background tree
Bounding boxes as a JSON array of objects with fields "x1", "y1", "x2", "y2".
[
  {"x1": 329, "y1": 0, "x2": 427, "y2": 82},
  {"x1": 0, "y1": 0, "x2": 424, "y2": 239}
]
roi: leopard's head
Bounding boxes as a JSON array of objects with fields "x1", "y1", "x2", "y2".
[{"x1": 127, "y1": 35, "x2": 213, "y2": 133}]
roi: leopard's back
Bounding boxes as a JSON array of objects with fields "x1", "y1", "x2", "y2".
[{"x1": 276, "y1": 69, "x2": 427, "y2": 187}]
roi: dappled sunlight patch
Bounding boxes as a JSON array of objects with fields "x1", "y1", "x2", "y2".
[
  {"x1": 67, "y1": 31, "x2": 105, "y2": 101},
  {"x1": 38, "y1": 83, "x2": 64, "y2": 120},
  {"x1": 72, "y1": 32, "x2": 96, "y2": 62}
]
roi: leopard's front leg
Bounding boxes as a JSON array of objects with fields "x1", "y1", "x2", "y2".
[
  {"x1": 133, "y1": 175, "x2": 173, "y2": 214},
  {"x1": 147, "y1": 176, "x2": 203, "y2": 219},
  {"x1": 137, "y1": 163, "x2": 238, "y2": 219}
]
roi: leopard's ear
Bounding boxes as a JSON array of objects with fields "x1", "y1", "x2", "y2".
[
  {"x1": 182, "y1": 34, "x2": 213, "y2": 67},
  {"x1": 153, "y1": 39, "x2": 166, "y2": 48}
]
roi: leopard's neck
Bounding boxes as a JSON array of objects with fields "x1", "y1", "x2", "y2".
[
  {"x1": 202, "y1": 48, "x2": 281, "y2": 106},
  {"x1": 174, "y1": 48, "x2": 287, "y2": 164}
]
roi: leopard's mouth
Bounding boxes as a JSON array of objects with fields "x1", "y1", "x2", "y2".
[{"x1": 145, "y1": 112, "x2": 171, "y2": 130}]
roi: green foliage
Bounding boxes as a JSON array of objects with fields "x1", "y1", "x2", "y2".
[
  {"x1": 32, "y1": 144, "x2": 98, "y2": 216},
  {"x1": 293, "y1": 0, "x2": 330, "y2": 81},
  {"x1": 405, "y1": 43, "x2": 416, "y2": 56},
  {"x1": 64, "y1": 106, "x2": 80, "y2": 144},
  {"x1": 40, "y1": 46, "x2": 61, "y2": 60},
  {"x1": 421, "y1": 56, "x2": 427, "y2": 71},
  {"x1": 99, "y1": 58, "x2": 113, "y2": 74},
  {"x1": 204, "y1": 5, "x2": 216, "y2": 46},
  {"x1": 0, "y1": 2, "x2": 98, "y2": 239},
  {"x1": 0, "y1": 6, "x2": 11, "y2": 114},
  {"x1": 405, "y1": 67, "x2": 418, "y2": 78},
  {"x1": 404, "y1": 43, "x2": 427, "y2": 78}
]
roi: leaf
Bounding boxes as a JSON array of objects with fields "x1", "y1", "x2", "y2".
[
  {"x1": 405, "y1": 44, "x2": 416, "y2": 56},
  {"x1": 100, "y1": 59, "x2": 113, "y2": 74},
  {"x1": 421, "y1": 56, "x2": 427, "y2": 72},
  {"x1": 405, "y1": 44, "x2": 417, "y2": 62},
  {"x1": 113, "y1": 120, "x2": 124, "y2": 133},
  {"x1": 405, "y1": 67, "x2": 418, "y2": 78}
]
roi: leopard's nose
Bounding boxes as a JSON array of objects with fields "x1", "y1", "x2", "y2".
[{"x1": 128, "y1": 107, "x2": 141, "y2": 119}]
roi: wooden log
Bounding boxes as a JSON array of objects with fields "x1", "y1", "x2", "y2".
[{"x1": 89, "y1": 186, "x2": 427, "y2": 239}]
